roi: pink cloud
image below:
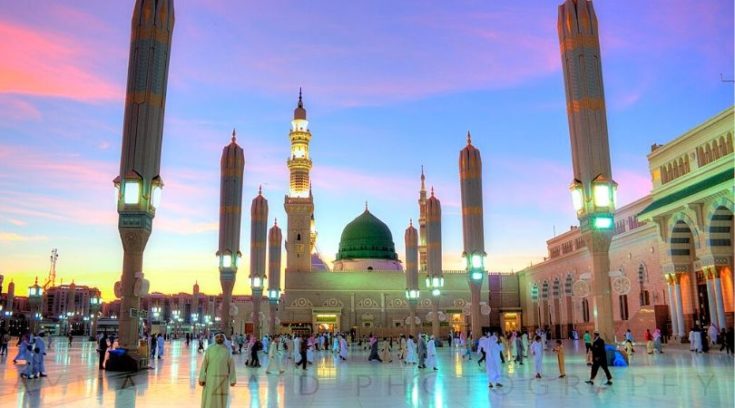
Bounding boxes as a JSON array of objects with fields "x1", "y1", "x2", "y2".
[
  {"x1": 0, "y1": 20, "x2": 121, "y2": 102},
  {"x1": 0, "y1": 96, "x2": 42, "y2": 121}
]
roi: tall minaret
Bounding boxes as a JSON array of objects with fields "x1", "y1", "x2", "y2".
[
  {"x1": 192, "y1": 281, "x2": 200, "y2": 326},
  {"x1": 114, "y1": 0, "x2": 174, "y2": 355},
  {"x1": 418, "y1": 166, "x2": 428, "y2": 273},
  {"x1": 405, "y1": 220, "x2": 419, "y2": 337},
  {"x1": 217, "y1": 129, "x2": 244, "y2": 336},
  {"x1": 284, "y1": 89, "x2": 314, "y2": 273},
  {"x1": 425, "y1": 188, "x2": 444, "y2": 339},
  {"x1": 559, "y1": 0, "x2": 617, "y2": 341},
  {"x1": 6, "y1": 280, "x2": 14, "y2": 313},
  {"x1": 267, "y1": 219, "x2": 282, "y2": 335},
  {"x1": 250, "y1": 188, "x2": 268, "y2": 338},
  {"x1": 459, "y1": 131, "x2": 486, "y2": 340}
]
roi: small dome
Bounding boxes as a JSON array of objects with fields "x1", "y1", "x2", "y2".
[
  {"x1": 294, "y1": 88, "x2": 307, "y2": 120},
  {"x1": 336, "y1": 209, "x2": 398, "y2": 261}
]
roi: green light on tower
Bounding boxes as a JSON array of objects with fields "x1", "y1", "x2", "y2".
[{"x1": 593, "y1": 215, "x2": 613, "y2": 230}]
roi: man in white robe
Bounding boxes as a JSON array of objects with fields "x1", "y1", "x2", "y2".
[
  {"x1": 199, "y1": 333, "x2": 236, "y2": 408},
  {"x1": 531, "y1": 335, "x2": 544, "y2": 378},
  {"x1": 293, "y1": 336, "x2": 302, "y2": 364},
  {"x1": 266, "y1": 336, "x2": 285, "y2": 374},
  {"x1": 426, "y1": 335, "x2": 438, "y2": 370},
  {"x1": 339, "y1": 335, "x2": 349, "y2": 360},
  {"x1": 405, "y1": 336, "x2": 417, "y2": 364},
  {"x1": 708, "y1": 324, "x2": 719, "y2": 346},
  {"x1": 484, "y1": 334, "x2": 504, "y2": 388}
]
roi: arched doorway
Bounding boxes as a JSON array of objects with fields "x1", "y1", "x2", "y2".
[
  {"x1": 670, "y1": 219, "x2": 705, "y2": 329},
  {"x1": 708, "y1": 205, "x2": 734, "y2": 329}
]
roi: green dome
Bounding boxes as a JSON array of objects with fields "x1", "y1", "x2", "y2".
[{"x1": 336, "y1": 209, "x2": 398, "y2": 261}]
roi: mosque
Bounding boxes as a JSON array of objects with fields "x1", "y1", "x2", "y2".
[{"x1": 275, "y1": 92, "x2": 490, "y2": 337}]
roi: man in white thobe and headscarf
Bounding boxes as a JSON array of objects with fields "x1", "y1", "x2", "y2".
[
  {"x1": 426, "y1": 335, "x2": 438, "y2": 371},
  {"x1": 199, "y1": 333, "x2": 236, "y2": 408},
  {"x1": 339, "y1": 335, "x2": 349, "y2": 361},
  {"x1": 708, "y1": 324, "x2": 719, "y2": 346},
  {"x1": 483, "y1": 333, "x2": 503, "y2": 388}
]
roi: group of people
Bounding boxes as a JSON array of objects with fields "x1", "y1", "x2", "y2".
[
  {"x1": 366, "y1": 333, "x2": 439, "y2": 370},
  {"x1": 687, "y1": 324, "x2": 734, "y2": 354},
  {"x1": 12, "y1": 331, "x2": 48, "y2": 379}
]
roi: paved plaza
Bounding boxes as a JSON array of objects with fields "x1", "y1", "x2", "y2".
[{"x1": 0, "y1": 337, "x2": 733, "y2": 407}]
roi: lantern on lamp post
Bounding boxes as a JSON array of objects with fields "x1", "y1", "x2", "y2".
[{"x1": 28, "y1": 278, "x2": 43, "y2": 334}]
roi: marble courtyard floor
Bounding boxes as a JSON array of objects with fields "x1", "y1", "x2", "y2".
[{"x1": 0, "y1": 338, "x2": 732, "y2": 407}]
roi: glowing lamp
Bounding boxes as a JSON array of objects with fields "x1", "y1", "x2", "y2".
[
  {"x1": 221, "y1": 255, "x2": 232, "y2": 268},
  {"x1": 471, "y1": 254, "x2": 483, "y2": 269},
  {"x1": 432, "y1": 288, "x2": 440, "y2": 296},
  {"x1": 593, "y1": 184, "x2": 610, "y2": 207},
  {"x1": 570, "y1": 181, "x2": 584, "y2": 212},
  {"x1": 151, "y1": 184, "x2": 162, "y2": 208},
  {"x1": 251, "y1": 276, "x2": 262, "y2": 289},
  {"x1": 123, "y1": 180, "x2": 140, "y2": 205},
  {"x1": 593, "y1": 215, "x2": 614, "y2": 230},
  {"x1": 471, "y1": 271, "x2": 484, "y2": 281},
  {"x1": 268, "y1": 289, "x2": 280, "y2": 301}
]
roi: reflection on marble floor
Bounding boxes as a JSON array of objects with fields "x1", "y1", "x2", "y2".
[{"x1": 1, "y1": 338, "x2": 733, "y2": 407}]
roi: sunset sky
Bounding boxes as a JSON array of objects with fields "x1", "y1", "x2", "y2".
[{"x1": 0, "y1": 0, "x2": 732, "y2": 300}]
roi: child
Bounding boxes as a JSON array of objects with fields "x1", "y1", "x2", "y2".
[
  {"x1": 552, "y1": 339, "x2": 566, "y2": 378},
  {"x1": 624, "y1": 339, "x2": 634, "y2": 362}
]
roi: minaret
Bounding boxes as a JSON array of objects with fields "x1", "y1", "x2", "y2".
[
  {"x1": 425, "y1": 188, "x2": 443, "y2": 339},
  {"x1": 217, "y1": 129, "x2": 244, "y2": 336},
  {"x1": 284, "y1": 89, "x2": 314, "y2": 273},
  {"x1": 418, "y1": 166, "x2": 428, "y2": 273},
  {"x1": 113, "y1": 0, "x2": 174, "y2": 356},
  {"x1": 192, "y1": 281, "x2": 200, "y2": 327},
  {"x1": 559, "y1": 0, "x2": 617, "y2": 341},
  {"x1": 459, "y1": 131, "x2": 486, "y2": 340},
  {"x1": 267, "y1": 219, "x2": 283, "y2": 335},
  {"x1": 6, "y1": 280, "x2": 14, "y2": 313},
  {"x1": 405, "y1": 220, "x2": 419, "y2": 337},
  {"x1": 309, "y1": 213, "x2": 318, "y2": 254},
  {"x1": 250, "y1": 188, "x2": 268, "y2": 338}
]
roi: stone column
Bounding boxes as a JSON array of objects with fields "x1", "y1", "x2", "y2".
[
  {"x1": 666, "y1": 278, "x2": 680, "y2": 340},
  {"x1": 673, "y1": 274, "x2": 686, "y2": 338},
  {"x1": 713, "y1": 267, "x2": 727, "y2": 330},
  {"x1": 584, "y1": 231, "x2": 615, "y2": 342},
  {"x1": 704, "y1": 268, "x2": 717, "y2": 326},
  {"x1": 408, "y1": 302, "x2": 417, "y2": 337},
  {"x1": 431, "y1": 299, "x2": 440, "y2": 339}
]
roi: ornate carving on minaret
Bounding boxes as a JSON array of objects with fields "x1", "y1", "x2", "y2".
[{"x1": 285, "y1": 89, "x2": 314, "y2": 273}]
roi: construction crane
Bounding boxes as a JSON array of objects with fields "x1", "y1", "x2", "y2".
[{"x1": 44, "y1": 249, "x2": 58, "y2": 290}]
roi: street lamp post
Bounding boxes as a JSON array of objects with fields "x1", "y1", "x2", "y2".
[
  {"x1": 405, "y1": 220, "x2": 420, "y2": 337},
  {"x1": 112, "y1": 0, "x2": 174, "y2": 368},
  {"x1": 459, "y1": 132, "x2": 487, "y2": 339},
  {"x1": 250, "y1": 189, "x2": 268, "y2": 339},
  {"x1": 28, "y1": 277, "x2": 43, "y2": 334},
  {"x1": 559, "y1": 0, "x2": 618, "y2": 342},
  {"x1": 425, "y1": 189, "x2": 444, "y2": 339},
  {"x1": 267, "y1": 220, "x2": 282, "y2": 336},
  {"x1": 89, "y1": 295, "x2": 101, "y2": 341}
]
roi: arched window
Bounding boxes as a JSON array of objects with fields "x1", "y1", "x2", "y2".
[
  {"x1": 619, "y1": 294, "x2": 629, "y2": 320},
  {"x1": 541, "y1": 281, "x2": 549, "y2": 300},
  {"x1": 637, "y1": 263, "x2": 647, "y2": 284},
  {"x1": 582, "y1": 299, "x2": 590, "y2": 323},
  {"x1": 564, "y1": 275, "x2": 573, "y2": 296}
]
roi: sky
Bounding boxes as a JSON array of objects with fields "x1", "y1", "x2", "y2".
[{"x1": 0, "y1": 0, "x2": 732, "y2": 301}]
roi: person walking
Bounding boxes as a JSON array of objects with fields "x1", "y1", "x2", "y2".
[
  {"x1": 0, "y1": 331, "x2": 9, "y2": 356},
  {"x1": 68, "y1": 332, "x2": 73, "y2": 348},
  {"x1": 266, "y1": 336, "x2": 285, "y2": 374},
  {"x1": 405, "y1": 335, "x2": 417, "y2": 365},
  {"x1": 644, "y1": 329, "x2": 654, "y2": 354},
  {"x1": 339, "y1": 334, "x2": 349, "y2": 361},
  {"x1": 32, "y1": 331, "x2": 47, "y2": 378},
  {"x1": 13, "y1": 333, "x2": 30, "y2": 364},
  {"x1": 426, "y1": 335, "x2": 438, "y2": 371},
  {"x1": 462, "y1": 334, "x2": 473, "y2": 361},
  {"x1": 477, "y1": 333, "x2": 488, "y2": 367},
  {"x1": 156, "y1": 333, "x2": 165, "y2": 359},
  {"x1": 585, "y1": 331, "x2": 613, "y2": 386},
  {"x1": 380, "y1": 337, "x2": 393, "y2": 363},
  {"x1": 583, "y1": 330, "x2": 593, "y2": 366},
  {"x1": 552, "y1": 339, "x2": 566, "y2": 378},
  {"x1": 368, "y1": 335, "x2": 382, "y2": 363},
  {"x1": 97, "y1": 333, "x2": 108, "y2": 369},
  {"x1": 199, "y1": 333, "x2": 236, "y2": 408},
  {"x1": 531, "y1": 335, "x2": 543, "y2": 379},
  {"x1": 299, "y1": 336, "x2": 308, "y2": 370},
  {"x1": 483, "y1": 333, "x2": 503, "y2": 388},
  {"x1": 653, "y1": 328, "x2": 663, "y2": 354},
  {"x1": 417, "y1": 334, "x2": 427, "y2": 368}
]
